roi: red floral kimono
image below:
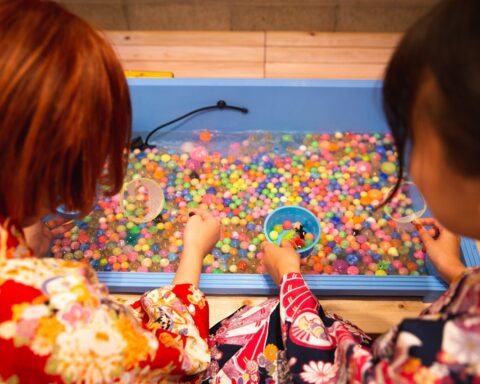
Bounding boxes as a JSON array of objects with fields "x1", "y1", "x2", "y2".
[
  {"x1": 205, "y1": 271, "x2": 480, "y2": 383},
  {"x1": 0, "y1": 218, "x2": 210, "y2": 383}
]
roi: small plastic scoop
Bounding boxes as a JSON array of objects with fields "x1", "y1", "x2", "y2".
[
  {"x1": 121, "y1": 178, "x2": 165, "y2": 223},
  {"x1": 383, "y1": 181, "x2": 427, "y2": 231}
]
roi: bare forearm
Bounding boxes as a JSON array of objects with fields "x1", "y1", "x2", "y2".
[{"x1": 172, "y1": 247, "x2": 203, "y2": 286}]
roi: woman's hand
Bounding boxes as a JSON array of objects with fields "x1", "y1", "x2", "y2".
[
  {"x1": 173, "y1": 209, "x2": 221, "y2": 286},
  {"x1": 414, "y1": 218, "x2": 465, "y2": 284},
  {"x1": 23, "y1": 216, "x2": 75, "y2": 257},
  {"x1": 261, "y1": 240, "x2": 301, "y2": 285}
]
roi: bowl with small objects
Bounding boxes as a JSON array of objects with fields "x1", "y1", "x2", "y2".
[
  {"x1": 121, "y1": 177, "x2": 165, "y2": 223},
  {"x1": 264, "y1": 206, "x2": 321, "y2": 257}
]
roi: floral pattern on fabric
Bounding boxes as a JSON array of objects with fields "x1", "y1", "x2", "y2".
[
  {"x1": 0, "y1": 218, "x2": 209, "y2": 383},
  {"x1": 206, "y1": 270, "x2": 480, "y2": 383}
]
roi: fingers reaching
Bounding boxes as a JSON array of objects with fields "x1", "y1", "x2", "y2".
[
  {"x1": 413, "y1": 218, "x2": 441, "y2": 240},
  {"x1": 280, "y1": 239, "x2": 294, "y2": 249}
]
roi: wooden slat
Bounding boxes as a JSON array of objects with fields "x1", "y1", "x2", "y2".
[
  {"x1": 106, "y1": 31, "x2": 265, "y2": 47},
  {"x1": 267, "y1": 46, "x2": 393, "y2": 64},
  {"x1": 121, "y1": 60, "x2": 264, "y2": 78},
  {"x1": 267, "y1": 31, "x2": 401, "y2": 48},
  {"x1": 114, "y1": 294, "x2": 428, "y2": 334},
  {"x1": 266, "y1": 62, "x2": 386, "y2": 79},
  {"x1": 115, "y1": 45, "x2": 263, "y2": 62}
]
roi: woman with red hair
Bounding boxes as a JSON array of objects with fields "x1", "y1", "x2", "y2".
[{"x1": 0, "y1": 1, "x2": 219, "y2": 382}]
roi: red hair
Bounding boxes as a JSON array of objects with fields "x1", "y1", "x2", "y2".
[{"x1": 0, "y1": 0, "x2": 131, "y2": 223}]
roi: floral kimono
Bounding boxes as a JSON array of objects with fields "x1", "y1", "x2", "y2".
[
  {"x1": 0, "y1": 218, "x2": 210, "y2": 383},
  {"x1": 204, "y1": 270, "x2": 480, "y2": 383}
]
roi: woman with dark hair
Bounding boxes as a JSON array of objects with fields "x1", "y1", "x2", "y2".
[
  {"x1": 204, "y1": 0, "x2": 480, "y2": 382},
  {"x1": 0, "y1": 1, "x2": 219, "y2": 382}
]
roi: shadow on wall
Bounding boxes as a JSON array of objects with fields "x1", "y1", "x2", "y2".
[{"x1": 58, "y1": 0, "x2": 440, "y2": 32}]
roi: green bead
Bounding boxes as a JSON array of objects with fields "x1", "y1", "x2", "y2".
[{"x1": 130, "y1": 225, "x2": 140, "y2": 235}]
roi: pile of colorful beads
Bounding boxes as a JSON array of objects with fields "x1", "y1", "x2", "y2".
[
  {"x1": 52, "y1": 131, "x2": 428, "y2": 276},
  {"x1": 269, "y1": 221, "x2": 315, "y2": 250}
]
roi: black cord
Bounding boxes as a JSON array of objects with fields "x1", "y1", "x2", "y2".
[{"x1": 141, "y1": 100, "x2": 248, "y2": 148}]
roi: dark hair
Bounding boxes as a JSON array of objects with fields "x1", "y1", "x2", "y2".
[
  {"x1": 0, "y1": 0, "x2": 131, "y2": 223},
  {"x1": 383, "y1": 0, "x2": 480, "y2": 199}
]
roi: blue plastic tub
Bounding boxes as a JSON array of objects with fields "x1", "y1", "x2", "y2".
[{"x1": 94, "y1": 78, "x2": 480, "y2": 302}]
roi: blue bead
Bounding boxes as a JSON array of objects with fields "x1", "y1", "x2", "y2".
[
  {"x1": 333, "y1": 246, "x2": 343, "y2": 254},
  {"x1": 328, "y1": 241, "x2": 336, "y2": 248},
  {"x1": 169, "y1": 253, "x2": 177, "y2": 261},
  {"x1": 346, "y1": 254, "x2": 359, "y2": 265},
  {"x1": 238, "y1": 250, "x2": 248, "y2": 257},
  {"x1": 231, "y1": 239, "x2": 240, "y2": 248},
  {"x1": 372, "y1": 254, "x2": 382, "y2": 262},
  {"x1": 80, "y1": 244, "x2": 89, "y2": 251},
  {"x1": 212, "y1": 249, "x2": 222, "y2": 257},
  {"x1": 151, "y1": 244, "x2": 160, "y2": 252},
  {"x1": 90, "y1": 259, "x2": 99, "y2": 268},
  {"x1": 104, "y1": 264, "x2": 112, "y2": 271}
]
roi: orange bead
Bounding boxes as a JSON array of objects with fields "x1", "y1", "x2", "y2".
[
  {"x1": 368, "y1": 189, "x2": 382, "y2": 201},
  {"x1": 313, "y1": 263, "x2": 323, "y2": 272},
  {"x1": 323, "y1": 265, "x2": 333, "y2": 274},
  {"x1": 146, "y1": 161, "x2": 158, "y2": 172},
  {"x1": 199, "y1": 130, "x2": 212, "y2": 143},
  {"x1": 407, "y1": 262, "x2": 418, "y2": 271},
  {"x1": 328, "y1": 143, "x2": 338, "y2": 151},
  {"x1": 352, "y1": 216, "x2": 364, "y2": 225},
  {"x1": 360, "y1": 196, "x2": 371, "y2": 206}
]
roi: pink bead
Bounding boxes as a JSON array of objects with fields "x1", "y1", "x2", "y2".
[
  {"x1": 392, "y1": 260, "x2": 403, "y2": 269},
  {"x1": 347, "y1": 265, "x2": 359, "y2": 275},
  {"x1": 414, "y1": 251, "x2": 425, "y2": 260},
  {"x1": 362, "y1": 255, "x2": 373, "y2": 264}
]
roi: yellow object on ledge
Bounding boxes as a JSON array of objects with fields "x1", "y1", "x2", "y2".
[{"x1": 125, "y1": 70, "x2": 174, "y2": 78}]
